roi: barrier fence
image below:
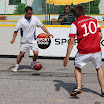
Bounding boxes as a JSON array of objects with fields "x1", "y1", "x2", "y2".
[
  {"x1": 0, "y1": 0, "x2": 104, "y2": 25},
  {"x1": 0, "y1": 0, "x2": 104, "y2": 58}
]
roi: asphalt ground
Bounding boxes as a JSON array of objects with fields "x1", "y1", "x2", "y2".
[{"x1": 0, "y1": 57, "x2": 104, "y2": 104}]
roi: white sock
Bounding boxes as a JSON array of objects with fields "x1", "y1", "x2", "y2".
[
  {"x1": 32, "y1": 61, "x2": 35, "y2": 65},
  {"x1": 15, "y1": 64, "x2": 19, "y2": 68}
]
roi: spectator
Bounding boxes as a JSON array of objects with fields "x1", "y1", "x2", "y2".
[{"x1": 58, "y1": 5, "x2": 75, "y2": 25}]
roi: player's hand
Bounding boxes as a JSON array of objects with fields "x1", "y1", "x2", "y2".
[
  {"x1": 10, "y1": 39, "x2": 15, "y2": 44},
  {"x1": 64, "y1": 15, "x2": 68, "y2": 18},
  {"x1": 49, "y1": 34, "x2": 54, "y2": 38},
  {"x1": 63, "y1": 57, "x2": 69, "y2": 67}
]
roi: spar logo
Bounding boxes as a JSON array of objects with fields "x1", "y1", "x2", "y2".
[{"x1": 37, "y1": 33, "x2": 51, "y2": 49}]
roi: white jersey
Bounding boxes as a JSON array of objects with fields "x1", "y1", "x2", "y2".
[{"x1": 15, "y1": 16, "x2": 43, "y2": 44}]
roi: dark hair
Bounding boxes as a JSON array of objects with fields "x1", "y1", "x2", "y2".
[
  {"x1": 65, "y1": 5, "x2": 70, "y2": 9},
  {"x1": 25, "y1": 6, "x2": 33, "y2": 12},
  {"x1": 71, "y1": 4, "x2": 85, "y2": 18}
]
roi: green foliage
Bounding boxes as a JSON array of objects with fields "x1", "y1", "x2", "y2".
[
  {"x1": 80, "y1": 0, "x2": 100, "y2": 14},
  {"x1": 13, "y1": 3, "x2": 25, "y2": 15},
  {"x1": 9, "y1": 0, "x2": 21, "y2": 5},
  {"x1": 42, "y1": 0, "x2": 100, "y2": 14},
  {"x1": 42, "y1": 0, "x2": 46, "y2": 14},
  {"x1": 58, "y1": 6, "x2": 65, "y2": 14},
  {"x1": 90, "y1": 0, "x2": 100, "y2": 14}
]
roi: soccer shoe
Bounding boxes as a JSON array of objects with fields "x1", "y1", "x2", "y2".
[
  {"x1": 11, "y1": 66, "x2": 18, "y2": 72},
  {"x1": 101, "y1": 91, "x2": 104, "y2": 97},
  {"x1": 31, "y1": 62, "x2": 35, "y2": 69},
  {"x1": 70, "y1": 88, "x2": 82, "y2": 96}
]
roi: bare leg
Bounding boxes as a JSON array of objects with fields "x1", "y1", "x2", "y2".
[
  {"x1": 33, "y1": 50, "x2": 38, "y2": 62},
  {"x1": 70, "y1": 67, "x2": 82, "y2": 96},
  {"x1": 75, "y1": 67, "x2": 82, "y2": 88},
  {"x1": 96, "y1": 66, "x2": 104, "y2": 92},
  {"x1": 16, "y1": 51, "x2": 25, "y2": 64},
  {"x1": 11, "y1": 51, "x2": 25, "y2": 72}
]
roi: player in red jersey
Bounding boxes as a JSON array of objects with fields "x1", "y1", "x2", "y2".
[{"x1": 63, "y1": 4, "x2": 104, "y2": 97}]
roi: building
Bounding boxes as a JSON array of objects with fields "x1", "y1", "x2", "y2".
[
  {"x1": 0, "y1": 0, "x2": 43, "y2": 15},
  {"x1": 99, "y1": 0, "x2": 104, "y2": 14},
  {"x1": 0, "y1": 0, "x2": 104, "y2": 18}
]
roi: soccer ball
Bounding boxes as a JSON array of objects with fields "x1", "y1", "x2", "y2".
[{"x1": 34, "y1": 62, "x2": 42, "y2": 70}]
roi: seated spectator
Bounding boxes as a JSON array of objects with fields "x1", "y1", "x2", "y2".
[{"x1": 58, "y1": 5, "x2": 75, "y2": 25}]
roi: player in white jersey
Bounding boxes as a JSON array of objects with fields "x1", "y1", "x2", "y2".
[{"x1": 10, "y1": 6, "x2": 53, "y2": 72}]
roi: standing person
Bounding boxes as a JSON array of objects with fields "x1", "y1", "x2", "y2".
[
  {"x1": 10, "y1": 6, "x2": 53, "y2": 72},
  {"x1": 58, "y1": 5, "x2": 75, "y2": 25},
  {"x1": 63, "y1": 4, "x2": 104, "y2": 97}
]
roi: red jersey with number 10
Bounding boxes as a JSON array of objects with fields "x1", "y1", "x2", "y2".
[{"x1": 69, "y1": 15, "x2": 101, "y2": 54}]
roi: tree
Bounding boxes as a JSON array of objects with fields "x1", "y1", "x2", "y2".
[
  {"x1": 90, "y1": 0, "x2": 100, "y2": 14},
  {"x1": 13, "y1": 3, "x2": 25, "y2": 15},
  {"x1": 9, "y1": 0, "x2": 21, "y2": 5},
  {"x1": 81, "y1": 0, "x2": 100, "y2": 14},
  {"x1": 42, "y1": 0, "x2": 100, "y2": 14}
]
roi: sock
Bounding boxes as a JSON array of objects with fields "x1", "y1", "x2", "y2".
[
  {"x1": 77, "y1": 87, "x2": 81, "y2": 90},
  {"x1": 15, "y1": 64, "x2": 19, "y2": 68},
  {"x1": 101, "y1": 91, "x2": 104, "y2": 93},
  {"x1": 31, "y1": 61, "x2": 35, "y2": 65}
]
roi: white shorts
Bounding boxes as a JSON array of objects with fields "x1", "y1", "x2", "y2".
[
  {"x1": 20, "y1": 42, "x2": 38, "y2": 52},
  {"x1": 75, "y1": 52, "x2": 102, "y2": 69}
]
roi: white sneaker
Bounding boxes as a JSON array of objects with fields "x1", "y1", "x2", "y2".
[
  {"x1": 31, "y1": 62, "x2": 34, "y2": 69},
  {"x1": 11, "y1": 66, "x2": 18, "y2": 72}
]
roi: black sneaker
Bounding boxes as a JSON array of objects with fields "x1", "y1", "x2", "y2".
[
  {"x1": 101, "y1": 91, "x2": 104, "y2": 97},
  {"x1": 70, "y1": 88, "x2": 82, "y2": 96}
]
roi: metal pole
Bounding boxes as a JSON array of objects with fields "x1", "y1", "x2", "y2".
[
  {"x1": 25, "y1": 0, "x2": 27, "y2": 7},
  {"x1": 5, "y1": 0, "x2": 6, "y2": 15},
  {"x1": 89, "y1": 2, "x2": 90, "y2": 16},
  {"x1": 45, "y1": 2, "x2": 48, "y2": 21},
  {"x1": 49, "y1": 4, "x2": 50, "y2": 24}
]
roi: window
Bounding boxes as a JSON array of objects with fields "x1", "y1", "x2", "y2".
[{"x1": 9, "y1": 0, "x2": 21, "y2": 5}]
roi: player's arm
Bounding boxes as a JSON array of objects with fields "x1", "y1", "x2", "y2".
[
  {"x1": 10, "y1": 31, "x2": 18, "y2": 44},
  {"x1": 63, "y1": 37, "x2": 75, "y2": 67},
  {"x1": 99, "y1": 31, "x2": 102, "y2": 41},
  {"x1": 41, "y1": 26, "x2": 53, "y2": 38},
  {"x1": 63, "y1": 23, "x2": 76, "y2": 67},
  {"x1": 10, "y1": 19, "x2": 22, "y2": 44},
  {"x1": 36, "y1": 17, "x2": 53, "y2": 38}
]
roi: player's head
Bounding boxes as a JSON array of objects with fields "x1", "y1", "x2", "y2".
[
  {"x1": 25, "y1": 6, "x2": 33, "y2": 19},
  {"x1": 65, "y1": 5, "x2": 70, "y2": 14},
  {"x1": 71, "y1": 4, "x2": 85, "y2": 19}
]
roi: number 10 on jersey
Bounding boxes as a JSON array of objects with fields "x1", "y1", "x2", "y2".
[{"x1": 81, "y1": 21, "x2": 97, "y2": 37}]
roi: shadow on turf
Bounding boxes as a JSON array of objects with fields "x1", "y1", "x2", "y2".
[
  {"x1": 53, "y1": 80, "x2": 101, "y2": 99},
  {"x1": 7, "y1": 65, "x2": 33, "y2": 71}
]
